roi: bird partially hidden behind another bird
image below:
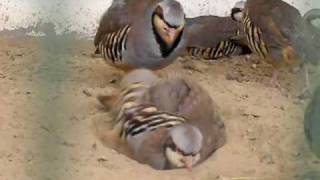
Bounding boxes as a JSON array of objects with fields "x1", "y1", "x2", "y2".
[
  {"x1": 97, "y1": 69, "x2": 205, "y2": 171},
  {"x1": 94, "y1": 0, "x2": 186, "y2": 71},
  {"x1": 231, "y1": 0, "x2": 320, "y2": 89},
  {"x1": 305, "y1": 85, "x2": 320, "y2": 159},
  {"x1": 184, "y1": 15, "x2": 251, "y2": 60}
]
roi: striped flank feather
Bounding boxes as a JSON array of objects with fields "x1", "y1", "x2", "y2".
[
  {"x1": 113, "y1": 82, "x2": 186, "y2": 139},
  {"x1": 98, "y1": 25, "x2": 131, "y2": 63},
  {"x1": 187, "y1": 40, "x2": 241, "y2": 60},
  {"x1": 242, "y1": 11, "x2": 269, "y2": 59}
]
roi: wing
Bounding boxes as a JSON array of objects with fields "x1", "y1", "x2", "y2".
[
  {"x1": 246, "y1": 0, "x2": 302, "y2": 48},
  {"x1": 143, "y1": 78, "x2": 191, "y2": 113},
  {"x1": 143, "y1": 78, "x2": 226, "y2": 162},
  {"x1": 94, "y1": 0, "x2": 131, "y2": 47},
  {"x1": 133, "y1": 128, "x2": 169, "y2": 170},
  {"x1": 270, "y1": 4, "x2": 303, "y2": 40},
  {"x1": 185, "y1": 16, "x2": 240, "y2": 47},
  {"x1": 175, "y1": 79, "x2": 226, "y2": 162},
  {"x1": 94, "y1": 0, "x2": 161, "y2": 54}
]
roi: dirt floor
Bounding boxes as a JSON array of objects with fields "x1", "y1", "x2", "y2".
[{"x1": 0, "y1": 33, "x2": 320, "y2": 180}]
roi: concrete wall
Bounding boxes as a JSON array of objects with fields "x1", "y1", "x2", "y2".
[{"x1": 0, "y1": 0, "x2": 319, "y2": 37}]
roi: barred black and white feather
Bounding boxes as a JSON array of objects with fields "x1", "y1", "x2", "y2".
[
  {"x1": 113, "y1": 82, "x2": 185, "y2": 139},
  {"x1": 97, "y1": 25, "x2": 131, "y2": 63},
  {"x1": 187, "y1": 40, "x2": 244, "y2": 60},
  {"x1": 184, "y1": 15, "x2": 251, "y2": 60},
  {"x1": 242, "y1": 11, "x2": 269, "y2": 59}
]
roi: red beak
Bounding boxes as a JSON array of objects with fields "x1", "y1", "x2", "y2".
[
  {"x1": 182, "y1": 157, "x2": 193, "y2": 172},
  {"x1": 165, "y1": 27, "x2": 177, "y2": 43}
]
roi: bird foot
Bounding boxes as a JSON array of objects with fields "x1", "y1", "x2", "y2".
[
  {"x1": 297, "y1": 87, "x2": 312, "y2": 100},
  {"x1": 266, "y1": 76, "x2": 288, "y2": 96},
  {"x1": 267, "y1": 77, "x2": 281, "y2": 89},
  {"x1": 182, "y1": 60, "x2": 203, "y2": 73},
  {"x1": 91, "y1": 53, "x2": 102, "y2": 58}
]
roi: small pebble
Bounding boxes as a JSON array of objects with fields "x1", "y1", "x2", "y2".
[
  {"x1": 97, "y1": 157, "x2": 108, "y2": 162},
  {"x1": 0, "y1": 73, "x2": 5, "y2": 79},
  {"x1": 226, "y1": 71, "x2": 243, "y2": 82},
  {"x1": 83, "y1": 89, "x2": 92, "y2": 97},
  {"x1": 260, "y1": 154, "x2": 274, "y2": 164}
]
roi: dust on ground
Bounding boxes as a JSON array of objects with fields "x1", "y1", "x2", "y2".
[{"x1": 0, "y1": 33, "x2": 319, "y2": 180}]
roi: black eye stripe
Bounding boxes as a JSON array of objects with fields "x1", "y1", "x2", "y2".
[
  {"x1": 175, "y1": 146, "x2": 197, "y2": 156},
  {"x1": 166, "y1": 22, "x2": 179, "y2": 29},
  {"x1": 231, "y1": 8, "x2": 243, "y2": 21},
  {"x1": 166, "y1": 140, "x2": 197, "y2": 156},
  {"x1": 155, "y1": 11, "x2": 164, "y2": 19},
  {"x1": 232, "y1": 7, "x2": 243, "y2": 15}
]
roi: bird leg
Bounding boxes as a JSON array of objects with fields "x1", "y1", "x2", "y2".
[
  {"x1": 269, "y1": 69, "x2": 281, "y2": 88},
  {"x1": 299, "y1": 64, "x2": 312, "y2": 99},
  {"x1": 267, "y1": 69, "x2": 289, "y2": 94}
]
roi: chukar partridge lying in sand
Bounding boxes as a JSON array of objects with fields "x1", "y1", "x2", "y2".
[{"x1": 97, "y1": 69, "x2": 226, "y2": 170}]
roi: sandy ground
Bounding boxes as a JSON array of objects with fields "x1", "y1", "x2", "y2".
[{"x1": 0, "y1": 33, "x2": 320, "y2": 180}]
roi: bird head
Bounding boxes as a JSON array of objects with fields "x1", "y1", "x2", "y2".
[
  {"x1": 120, "y1": 69, "x2": 159, "y2": 88},
  {"x1": 152, "y1": 0, "x2": 185, "y2": 47},
  {"x1": 165, "y1": 124, "x2": 203, "y2": 171},
  {"x1": 231, "y1": 1, "x2": 246, "y2": 22}
]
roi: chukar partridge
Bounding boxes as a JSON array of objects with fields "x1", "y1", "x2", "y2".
[
  {"x1": 94, "y1": 0, "x2": 186, "y2": 71},
  {"x1": 141, "y1": 75, "x2": 226, "y2": 163},
  {"x1": 98, "y1": 69, "x2": 226, "y2": 169},
  {"x1": 98, "y1": 69, "x2": 203, "y2": 170},
  {"x1": 231, "y1": 0, "x2": 320, "y2": 88}
]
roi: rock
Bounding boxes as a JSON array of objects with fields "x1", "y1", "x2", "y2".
[
  {"x1": 226, "y1": 70, "x2": 243, "y2": 82},
  {"x1": 0, "y1": 72, "x2": 6, "y2": 79},
  {"x1": 260, "y1": 154, "x2": 274, "y2": 164},
  {"x1": 83, "y1": 89, "x2": 92, "y2": 97}
]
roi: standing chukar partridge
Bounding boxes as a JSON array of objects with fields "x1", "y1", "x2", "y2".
[
  {"x1": 98, "y1": 69, "x2": 203, "y2": 171},
  {"x1": 94, "y1": 0, "x2": 186, "y2": 71},
  {"x1": 231, "y1": 0, "x2": 320, "y2": 88}
]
